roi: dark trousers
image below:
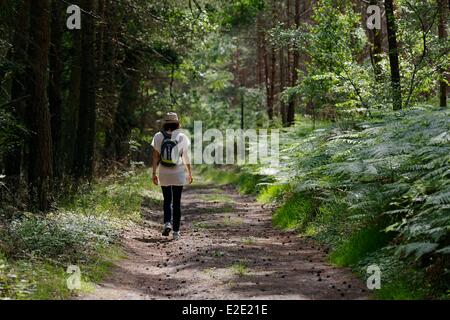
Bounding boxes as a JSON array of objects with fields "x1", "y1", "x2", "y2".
[{"x1": 161, "y1": 186, "x2": 183, "y2": 232}]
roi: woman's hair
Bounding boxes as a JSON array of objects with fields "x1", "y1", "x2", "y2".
[{"x1": 163, "y1": 122, "x2": 180, "y2": 131}]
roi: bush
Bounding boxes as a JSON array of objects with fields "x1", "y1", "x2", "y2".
[
  {"x1": 3, "y1": 213, "x2": 119, "y2": 261},
  {"x1": 239, "y1": 108, "x2": 450, "y2": 298},
  {"x1": 58, "y1": 169, "x2": 159, "y2": 221}
]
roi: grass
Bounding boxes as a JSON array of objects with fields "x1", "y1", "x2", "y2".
[
  {"x1": 58, "y1": 168, "x2": 159, "y2": 222},
  {"x1": 211, "y1": 250, "x2": 224, "y2": 258},
  {"x1": 241, "y1": 237, "x2": 256, "y2": 245},
  {"x1": 257, "y1": 184, "x2": 289, "y2": 203},
  {"x1": 230, "y1": 262, "x2": 248, "y2": 277},
  {"x1": 222, "y1": 216, "x2": 242, "y2": 226},
  {"x1": 197, "y1": 165, "x2": 273, "y2": 195},
  {"x1": 193, "y1": 221, "x2": 211, "y2": 230},
  {"x1": 376, "y1": 278, "x2": 427, "y2": 300},
  {"x1": 0, "y1": 245, "x2": 123, "y2": 300},
  {"x1": 330, "y1": 226, "x2": 392, "y2": 267},
  {"x1": 272, "y1": 193, "x2": 315, "y2": 230},
  {"x1": 0, "y1": 168, "x2": 154, "y2": 300},
  {"x1": 197, "y1": 165, "x2": 238, "y2": 186}
]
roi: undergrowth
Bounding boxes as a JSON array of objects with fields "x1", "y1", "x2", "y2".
[
  {"x1": 0, "y1": 168, "x2": 154, "y2": 299},
  {"x1": 228, "y1": 108, "x2": 450, "y2": 299}
]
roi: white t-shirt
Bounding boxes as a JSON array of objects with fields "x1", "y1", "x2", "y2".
[{"x1": 151, "y1": 130, "x2": 191, "y2": 186}]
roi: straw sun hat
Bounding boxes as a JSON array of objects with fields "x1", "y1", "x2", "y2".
[{"x1": 163, "y1": 112, "x2": 179, "y2": 124}]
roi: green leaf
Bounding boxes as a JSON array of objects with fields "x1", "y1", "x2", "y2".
[{"x1": 397, "y1": 242, "x2": 439, "y2": 260}]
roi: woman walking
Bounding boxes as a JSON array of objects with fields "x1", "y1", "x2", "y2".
[{"x1": 151, "y1": 112, "x2": 193, "y2": 240}]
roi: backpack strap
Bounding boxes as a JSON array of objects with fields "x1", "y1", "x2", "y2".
[{"x1": 161, "y1": 130, "x2": 171, "y2": 139}]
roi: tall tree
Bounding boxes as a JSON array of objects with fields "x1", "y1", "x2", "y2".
[
  {"x1": 262, "y1": 16, "x2": 273, "y2": 120},
  {"x1": 437, "y1": 0, "x2": 448, "y2": 107},
  {"x1": 27, "y1": 0, "x2": 53, "y2": 211},
  {"x1": 277, "y1": 0, "x2": 288, "y2": 124},
  {"x1": 49, "y1": 0, "x2": 64, "y2": 179},
  {"x1": 369, "y1": 0, "x2": 383, "y2": 79},
  {"x1": 256, "y1": 14, "x2": 264, "y2": 86},
  {"x1": 287, "y1": 0, "x2": 301, "y2": 125},
  {"x1": 286, "y1": 0, "x2": 293, "y2": 125},
  {"x1": 3, "y1": 0, "x2": 30, "y2": 190},
  {"x1": 65, "y1": 28, "x2": 82, "y2": 175},
  {"x1": 279, "y1": 39, "x2": 287, "y2": 124},
  {"x1": 385, "y1": 0, "x2": 402, "y2": 110},
  {"x1": 105, "y1": 50, "x2": 142, "y2": 162},
  {"x1": 73, "y1": 0, "x2": 97, "y2": 179}
]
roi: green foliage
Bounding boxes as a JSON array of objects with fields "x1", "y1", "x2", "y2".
[
  {"x1": 0, "y1": 169, "x2": 153, "y2": 299},
  {"x1": 239, "y1": 108, "x2": 450, "y2": 298},
  {"x1": 3, "y1": 213, "x2": 119, "y2": 261},
  {"x1": 274, "y1": 0, "x2": 378, "y2": 116},
  {"x1": 330, "y1": 226, "x2": 392, "y2": 267},
  {"x1": 211, "y1": 0, "x2": 265, "y2": 29},
  {"x1": 235, "y1": 169, "x2": 269, "y2": 194},
  {"x1": 230, "y1": 261, "x2": 248, "y2": 276},
  {"x1": 198, "y1": 165, "x2": 272, "y2": 195},
  {"x1": 282, "y1": 108, "x2": 450, "y2": 263},
  {"x1": 257, "y1": 183, "x2": 290, "y2": 203},
  {"x1": 58, "y1": 169, "x2": 159, "y2": 221},
  {"x1": 355, "y1": 247, "x2": 432, "y2": 299},
  {"x1": 272, "y1": 193, "x2": 315, "y2": 230},
  {"x1": 0, "y1": 245, "x2": 123, "y2": 300}
]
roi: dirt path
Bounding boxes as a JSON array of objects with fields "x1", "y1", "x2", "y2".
[{"x1": 80, "y1": 183, "x2": 370, "y2": 300}]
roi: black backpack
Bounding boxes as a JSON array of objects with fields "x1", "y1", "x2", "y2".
[{"x1": 159, "y1": 131, "x2": 180, "y2": 167}]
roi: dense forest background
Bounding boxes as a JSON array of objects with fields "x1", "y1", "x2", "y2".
[
  {"x1": 0, "y1": 0, "x2": 448, "y2": 210},
  {"x1": 0, "y1": 0, "x2": 448, "y2": 300}
]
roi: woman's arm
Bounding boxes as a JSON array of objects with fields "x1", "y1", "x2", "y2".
[
  {"x1": 186, "y1": 163, "x2": 193, "y2": 184},
  {"x1": 183, "y1": 151, "x2": 193, "y2": 184},
  {"x1": 152, "y1": 148, "x2": 160, "y2": 185}
]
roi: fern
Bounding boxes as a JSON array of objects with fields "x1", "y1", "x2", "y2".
[{"x1": 267, "y1": 108, "x2": 450, "y2": 272}]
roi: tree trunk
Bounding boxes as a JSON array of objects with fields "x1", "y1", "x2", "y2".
[
  {"x1": 49, "y1": 0, "x2": 64, "y2": 179},
  {"x1": 280, "y1": 46, "x2": 287, "y2": 124},
  {"x1": 4, "y1": 0, "x2": 30, "y2": 191},
  {"x1": 27, "y1": 0, "x2": 53, "y2": 211},
  {"x1": 384, "y1": 0, "x2": 402, "y2": 110},
  {"x1": 65, "y1": 29, "x2": 82, "y2": 175},
  {"x1": 286, "y1": 0, "x2": 293, "y2": 125},
  {"x1": 73, "y1": 0, "x2": 97, "y2": 179},
  {"x1": 438, "y1": 0, "x2": 448, "y2": 107},
  {"x1": 106, "y1": 50, "x2": 142, "y2": 163},
  {"x1": 270, "y1": 47, "x2": 277, "y2": 118},
  {"x1": 263, "y1": 32, "x2": 274, "y2": 120},
  {"x1": 369, "y1": 0, "x2": 383, "y2": 79},
  {"x1": 256, "y1": 14, "x2": 265, "y2": 86},
  {"x1": 100, "y1": 0, "x2": 119, "y2": 166},
  {"x1": 287, "y1": 0, "x2": 301, "y2": 125}
]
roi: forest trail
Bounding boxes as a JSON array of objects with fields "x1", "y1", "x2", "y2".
[{"x1": 80, "y1": 183, "x2": 370, "y2": 300}]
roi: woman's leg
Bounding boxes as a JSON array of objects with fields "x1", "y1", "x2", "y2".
[
  {"x1": 171, "y1": 186, "x2": 183, "y2": 232},
  {"x1": 161, "y1": 186, "x2": 172, "y2": 224}
]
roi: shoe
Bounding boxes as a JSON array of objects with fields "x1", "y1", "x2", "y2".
[
  {"x1": 162, "y1": 222, "x2": 172, "y2": 236},
  {"x1": 173, "y1": 231, "x2": 180, "y2": 241}
]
